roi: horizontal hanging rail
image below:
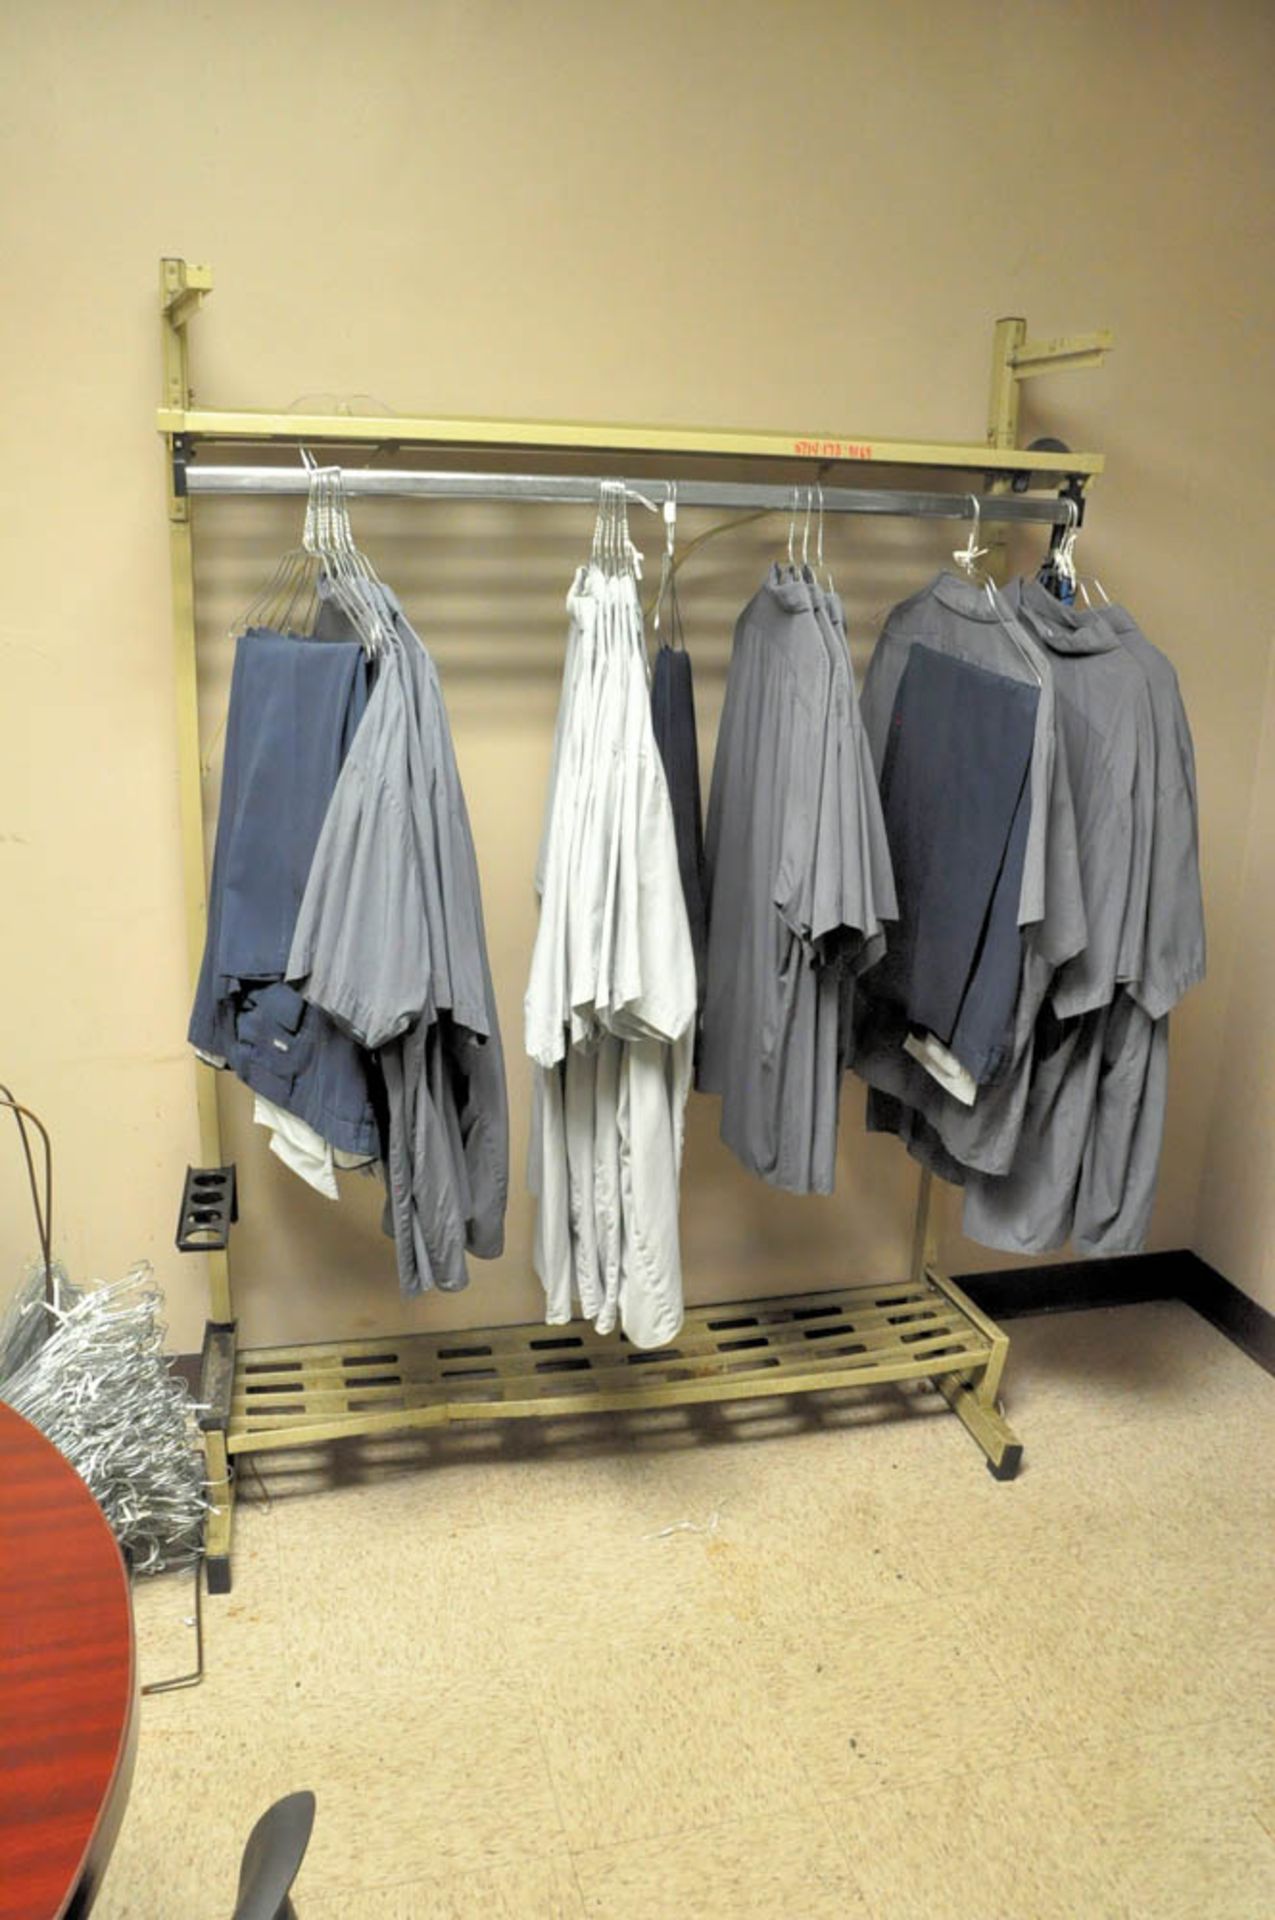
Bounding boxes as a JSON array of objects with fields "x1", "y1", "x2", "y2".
[{"x1": 184, "y1": 465, "x2": 1077, "y2": 523}]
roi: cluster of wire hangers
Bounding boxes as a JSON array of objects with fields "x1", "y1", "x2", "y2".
[
  {"x1": 234, "y1": 454, "x2": 392, "y2": 655},
  {"x1": 589, "y1": 477, "x2": 656, "y2": 581}
]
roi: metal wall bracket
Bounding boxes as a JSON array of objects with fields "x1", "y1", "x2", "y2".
[
  {"x1": 160, "y1": 258, "x2": 213, "y2": 335},
  {"x1": 1010, "y1": 328, "x2": 1114, "y2": 380}
]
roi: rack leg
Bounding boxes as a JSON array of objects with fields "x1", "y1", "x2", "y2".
[
  {"x1": 198, "y1": 1317, "x2": 237, "y2": 1593},
  {"x1": 923, "y1": 1266, "x2": 1022, "y2": 1476},
  {"x1": 203, "y1": 1427, "x2": 234, "y2": 1593},
  {"x1": 934, "y1": 1367, "x2": 1023, "y2": 1480},
  {"x1": 908, "y1": 1166, "x2": 938, "y2": 1285}
]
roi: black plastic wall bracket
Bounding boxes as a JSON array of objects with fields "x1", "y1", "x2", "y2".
[
  {"x1": 171, "y1": 430, "x2": 193, "y2": 498},
  {"x1": 177, "y1": 1164, "x2": 238, "y2": 1253}
]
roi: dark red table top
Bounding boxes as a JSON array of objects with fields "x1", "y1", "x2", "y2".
[{"x1": 0, "y1": 1402, "x2": 136, "y2": 1919}]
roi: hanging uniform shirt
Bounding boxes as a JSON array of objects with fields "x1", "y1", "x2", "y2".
[
  {"x1": 958, "y1": 582, "x2": 1161, "y2": 1254},
  {"x1": 855, "y1": 573, "x2": 1086, "y2": 1179},
  {"x1": 288, "y1": 592, "x2": 507, "y2": 1296},
  {"x1": 1072, "y1": 995, "x2": 1169, "y2": 1255},
  {"x1": 700, "y1": 567, "x2": 894, "y2": 1195},
  {"x1": 188, "y1": 627, "x2": 380, "y2": 1160},
  {"x1": 650, "y1": 639, "x2": 708, "y2": 1006},
  {"x1": 527, "y1": 565, "x2": 695, "y2": 1349},
  {"x1": 803, "y1": 572, "x2": 895, "y2": 1183},
  {"x1": 1017, "y1": 586, "x2": 1204, "y2": 1019},
  {"x1": 1057, "y1": 592, "x2": 1203, "y2": 1255},
  {"x1": 865, "y1": 641, "x2": 1039, "y2": 1084}
]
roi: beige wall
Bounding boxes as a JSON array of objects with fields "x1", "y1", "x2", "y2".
[
  {"x1": 1, "y1": 0, "x2": 1272, "y2": 1352},
  {"x1": 1196, "y1": 641, "x2": 1275, "y2": 1309}
]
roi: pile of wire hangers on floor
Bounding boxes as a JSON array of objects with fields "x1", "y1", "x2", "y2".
[{"x1": 0, "y1": 1086, "x2": 205, "y2": 1574}]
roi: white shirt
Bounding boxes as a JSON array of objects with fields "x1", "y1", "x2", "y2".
[{"x1": 526, "y1": 565, "x2": 695, "y2": 1348}]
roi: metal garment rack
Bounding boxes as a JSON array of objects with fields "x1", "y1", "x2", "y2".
[{"x1": 159, "y1": 258, "x2": 1110, "y2": 1593}]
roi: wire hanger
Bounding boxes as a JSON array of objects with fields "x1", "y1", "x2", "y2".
[
  {"x1": 1064, "y1": 500, "x2": 1111, "y2": 609},
  {"x1": 592, "y1": 479, "x2": 655, "y2": 582},
  {"x1": 816, "y1": 482, "x2": 835, "y2": 594},
  {"x1": 952, "y1": 492, "x2": 1042, "y2": 687},
  {"x1": 785, "y1": 488, "x2": 799, "y2": 571},
  {"x1": 231, "y1": 449, "x2": 323, "y2": 640},
  {"x1": 653, "y1": 482, "x2": 682, "y2": 643},
  {"x1": 315, "y1": 465, "x2": 391, "y2": 656},
  {"x1": 952, "y1": 494, "x2": 989, "y2": 579}
]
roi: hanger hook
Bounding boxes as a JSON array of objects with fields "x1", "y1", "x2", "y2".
[
  {"x1": 816, "y1": 481, "x2": 834, "y2": 590},
  {"x1": 954, "y1": 493, "x2": 988, "y2": 578}
]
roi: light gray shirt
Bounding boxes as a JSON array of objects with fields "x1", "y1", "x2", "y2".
[
  {"x1": 700, "y1": 568, "x2": 894, "y2": 1194},
  {"x1": 289, "y1": 595, "x2": 507, "y2": 1296},
  {"x1": 1019, "y1": 586, "x2": 1204, "y2": 1018}
]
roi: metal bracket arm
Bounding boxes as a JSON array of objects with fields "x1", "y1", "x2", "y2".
[{"x1": 1010, "y1": 329, "x2": 1114, "y2": 379}]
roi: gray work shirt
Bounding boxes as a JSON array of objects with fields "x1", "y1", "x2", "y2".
[
  {"x1": 1065, "y1": 600, "x2": 1201, "y2": 1256},
  {"x1": 1071, "y1": 602, "x2": 1203, "y2": 1254},
  {"x1": 700, "y1": 567, "x2": 894, "y2": 1193},
  {"x1": 1018, "y1": 584, "x2": 1204, "y2": 1018},
  {"x1": 1072, "y1": 994, "x2": 1169, "y2": 1255},
  {"x1": 859, "y1": 574, "x2": 1076, "y2": 945},
  {"x1": 1007, "y1": 578, "x2": 1158, "y2": 1018},
  {"x1": 810, "y1": 577, "x2": 895, "y2": 1182},
  {"x1": 867, "y1": 639, "x2": 1038, "y2": 1082},
  {"x1": 289, "y1": 596, "x2": 507, "y2": 1296},
  {"x1": 959, "y1": 581, "x2": 1163, "y2": 1254},
  {"x1": 855, "y1": 574, "x2": 1087, "y2": 1177}
]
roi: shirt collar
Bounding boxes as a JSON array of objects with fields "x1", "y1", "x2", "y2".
[
  {"x1": 1011, "y1": 576, "x2": 1121, "y2": 655},
  {"x1": 764, "y1": 562, "x2": 815, "y2": 614}
]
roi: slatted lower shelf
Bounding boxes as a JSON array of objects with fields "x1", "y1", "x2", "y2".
[{"x1": 224, "y1": 1274, "x2": 1017, "y2": 1467}]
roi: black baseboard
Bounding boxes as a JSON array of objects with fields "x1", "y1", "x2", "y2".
[
  {"x1": 960, "y1": 1248, "x2": 1275, "y2": 1379},
  {"x1": 1173, "y1": 1254, "x2": 1275, "y2": 1377}
]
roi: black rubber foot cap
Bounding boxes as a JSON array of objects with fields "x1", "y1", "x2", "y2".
[{"x1": 987, "y1": 1444, "x2": 1024, "y2": 1482}]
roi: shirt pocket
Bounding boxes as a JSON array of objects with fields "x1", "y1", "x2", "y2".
[{"x1": 236, "y1": 982, "x2": 314, "y2": 1102}]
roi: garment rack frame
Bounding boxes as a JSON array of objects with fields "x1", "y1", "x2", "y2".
[{"x1": 159, "y1": 258, "x2": 1110, "y2": 1593}]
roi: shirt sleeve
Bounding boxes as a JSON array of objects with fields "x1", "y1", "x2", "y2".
[
  {"x1": 1127, "y1": 692, "x2": 1206, "y2": 1019},
  {"x1": 288, "y1": 762, "x2": 434, "y2": 1051},
  {"x1": 858, "y1": 627, "x2": 907, "y2": 781},
  {"x1": 1115, "y1": 685, "x2": 1157, "y2": 998}
]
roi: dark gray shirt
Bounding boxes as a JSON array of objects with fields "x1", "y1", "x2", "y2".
[
  {"x1": 855, "y1": 575, "x2": 1087, "y2": 1177},
  {"x1": 867, "y1": 640, "x2": 1038, "y2": 1083}
]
